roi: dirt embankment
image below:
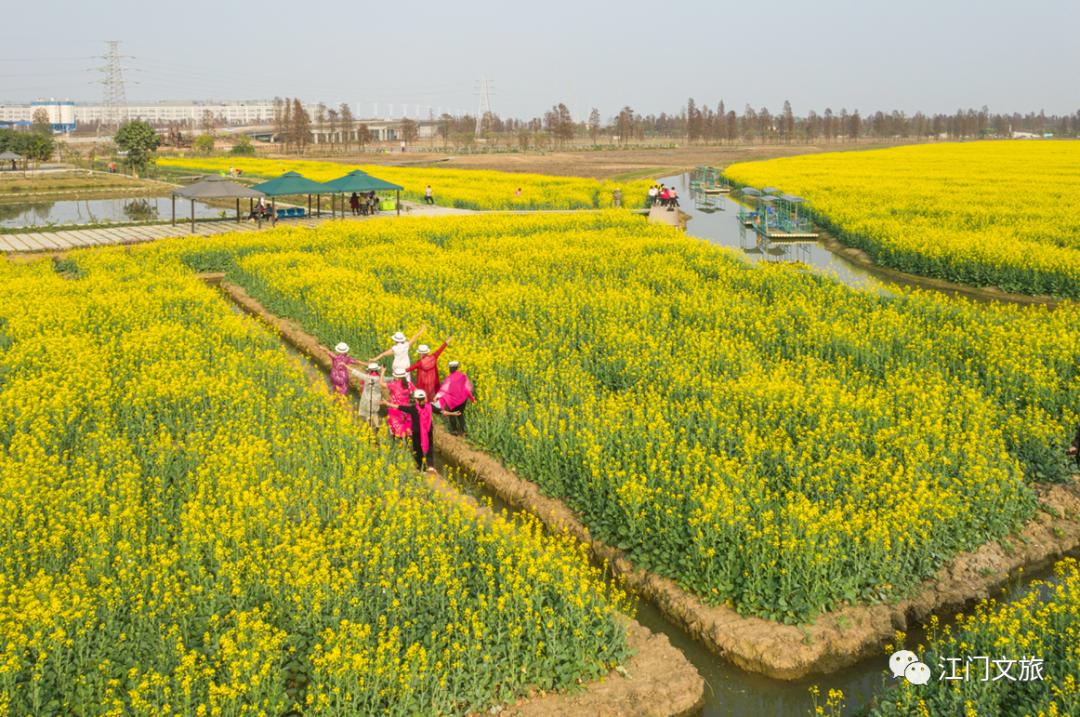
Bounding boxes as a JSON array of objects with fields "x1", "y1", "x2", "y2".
[
  {"x1": 207, "y1": 276, "x2": 705, "y2": 717},
  {"x1": 207, "y1": 273, "x2": 1080, "y2": 682}
]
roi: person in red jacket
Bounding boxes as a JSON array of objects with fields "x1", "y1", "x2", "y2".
[{"x1": 406, "y1": 335, "x2": 452, "y2": 398}]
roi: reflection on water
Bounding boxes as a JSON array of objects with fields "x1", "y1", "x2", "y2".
[
  {"x1": 0, "y1": 195, "x2": 219, "y2": 228},
  {"x1": 661, "y1": 173, "x2": 891, "y2": 295}
]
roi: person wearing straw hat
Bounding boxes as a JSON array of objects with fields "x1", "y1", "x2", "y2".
[
  {"x1": 385, "y1": 367, "x2": 416, "y2": 440},
  {"x1": 328, "y1": 342, "x2": 357, "y2": 397},
  {"x1": 406, "y1": 335, "x2": 452, "y2": 400},
  {"x1": 434, "y1": 360, "x2": 476, "y2": 436},
  {"x1": 355, "y1": 363, "x2": 385, "y2": 433},
  {"x1": 384, "y1": 388, "x2": 459, "y2": 471},
  {"x1": 369, "y1": 325, "x2": 425, "y2": 375}
]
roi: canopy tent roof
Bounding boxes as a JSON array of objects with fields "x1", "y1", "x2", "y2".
[
  {"x1": 251, "y1": 171, "x2": 332, "y2": 196},
  {"x1": 0, "y1": 151, "x2": 23, "y2": 160},
  {"x1": 779, "y1": 194, "x2": 805, "y2": 203},
  {"x1": 762, "y1": 187, "x2": 782, "y2": 194},
  {"x1": 759, "y1": 195, "x2": 778, "y2": 202},
  {"x1": 173, "y1": 175, "x2": 266, "y2": 200},
  {"x1": 323, "y1": 169, "x2": 404, "y2": 192},
  {"x1": 741, "y1": 187, "x2": 762, "y2": 196}
]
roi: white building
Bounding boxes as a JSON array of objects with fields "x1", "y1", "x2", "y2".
[{"x1": 0, "y1": 100, "x2": 295, "y2": 129}]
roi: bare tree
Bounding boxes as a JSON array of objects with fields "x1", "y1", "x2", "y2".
[
  {"x1": 291, "y1": 99, "x2": 311, "y2": 153},
  {"x1": 400, "y1": 118, "x2": 418, "y2": 145},
  {"x1": 588, "y1": 107, "x2": 601, "y2": 144},
  {"x1": 339, "y1": 103, "x2": 354, "y2": 151},
  {"x1": 616, "y1": 106, "x2": 635, "y2": 145}
]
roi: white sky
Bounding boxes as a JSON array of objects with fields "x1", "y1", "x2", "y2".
[{"x1": 3, "y1": 0, "x2": 1078, "y2": 120}]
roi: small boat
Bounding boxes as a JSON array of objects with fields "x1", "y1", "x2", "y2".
[{"x1": 702, "y1": 185, "x2": 731, "y2": 195}]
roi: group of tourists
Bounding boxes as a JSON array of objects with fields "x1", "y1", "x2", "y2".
[
  {"x1": 328, "y1": 326, "x2": 477, "y2": 472},
  {"x1": 349, "y1": 191, "x2": 383, "y2": 216},
  {"x1": 648, "y1": 184, "x2": 679, "y2": 211}
]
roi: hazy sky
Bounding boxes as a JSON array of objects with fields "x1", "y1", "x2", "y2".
[{"x1": 3, "y1": 0, "x2": 1078, "y2": 120}]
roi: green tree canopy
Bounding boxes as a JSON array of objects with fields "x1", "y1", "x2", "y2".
[
  {"x1": 114, "y1": 120, "x2": 160, "y2": 177},
  {"x1": 0, "y1": 128, "x2": 54, "y2": 161}
]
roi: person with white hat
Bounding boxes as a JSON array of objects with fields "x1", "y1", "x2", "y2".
[
  {"x1": 406, "y1": 335, "x2": 452, "y2": 400},
  {"x1": 369, "y1": 325, "x2": 425, "y2": 375},
  {"x1": 355, "y1": 363, "x2": 386, "y2": 433},
  {"x1": 385, "y1": 366, "x2": 416, "y2": 440},
  {"x1": 433, "y1": 360, "x2": 476, "y2": 436},
  {"x1": 384, "y1": 388, "x2": 459, "y2": 471},
  {"x1": 328, "y1": 342, "x2": 357, "y2": 398}
]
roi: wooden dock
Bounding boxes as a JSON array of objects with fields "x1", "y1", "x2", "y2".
[{"x1": 761, "y1": 230, "x2": 820, "y2": 240}]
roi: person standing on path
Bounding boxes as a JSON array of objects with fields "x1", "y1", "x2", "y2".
[
  {"x1": 328, "y1": 342, "x2": 357, "y2": 397},
  {"x1": 424, "y1": 185, "x2": 435, "y2": 205},
  {"x1": 385, "y1": 367, "x2": 416, "y2": 440},
  {"x1": 370, "y1": 326, "x2": 425, "y2": 375},
  {"x1": 385, "y1": 389, "x2": 459, "y2": 471},
  {"x1": 355, "y1": 363, "x2": 385, "y2": 434},
  {"x1": 434, "y1": 360, "x2": 476, "y2": 436},
  {"x1": 349, "y1": 192, "x2": 361, "y2": 216},
  {"x1": 648, "y1": 185, "x2": 658, "y2": 206},
  {"x1": 1069, "y1": 425, "x2": 1080, "y2": 468},
  {"x1": 406, "y1": 337, "x2": 451, "y2": 398}
]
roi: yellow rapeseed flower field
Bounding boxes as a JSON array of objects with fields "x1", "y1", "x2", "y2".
[
  {"x1": 0, "y1": 251, "x2": 629, "y2": 715},
  {"x1": 873, "y1": 558, "x2": 1080, "y2": 716},
  {"x1": 157, "y1": 156, "x2": 652, "y2": 211},
  {"x1": 172, "y1": 211, "x2": 1080, "y2": 624},
  {"x1": 725, "y1": 141, "x2": 1080, "y2": 298}
]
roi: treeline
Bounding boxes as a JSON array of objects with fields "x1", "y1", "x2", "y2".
[
  {"x1": 272, "y1": 97, "x2": 379, "y2": 152},
  {"x1": 447, "y1": 100, "x2": 1080, "y2": 146}
]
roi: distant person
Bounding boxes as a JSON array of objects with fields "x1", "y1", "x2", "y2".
[
  {"x1": 350, "y1": 192, "x2": 361, "y2": 216},
  {"x1": 515, "y1": 187, "x2": 522, "y2": 197},
  {"x1": 369, "y1": 191, "x2": 379, "y2": 214},
  {"x1": 406, "y1": 337, "x2": 451, "y2": 398},
  {"x1": 328, "y1": 342, "x2": 357, "y2": 397},
  {"x1": 369, "y1": 326, "x2": 426, "y2": 375},
  {"x1": 424, "y1": 185, "x2": 435, "y2": 205},
  {"x1": 668, "y1": 187, "x2": 679, "y2": 212},
  {"x1": 613, "y1": 188, "x2": 623, "y2": 207},
  {"x1": 434, "y1": 360, "x2": 476, "y2": 436},
  {"x1": 648, "y1": 185, "x2": 658, "y2": 205},
  {"x1": 659, "y1": 186, "x2": 670, "y2": 207},
  {"x1": 1070, "y1": 425, "x2": 1080, "y2": 468},
  {"x1": 400, "y1": 140, "x2": 407, "y2": 153}
]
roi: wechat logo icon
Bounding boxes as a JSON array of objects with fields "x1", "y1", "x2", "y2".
[{"x1": 889, "y1": 650, "x2": 931, "y2": 685}]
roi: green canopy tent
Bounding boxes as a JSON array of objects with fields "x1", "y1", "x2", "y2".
[
  {"x1": 172, "y1": 175, "x2": 267, "y2": 233},
  {"x1": 250, "y1": 171, "x2": 334, "y2": 222},
  {"x1": 322, "y1": 170, "x2": 405, "y2": 217}
]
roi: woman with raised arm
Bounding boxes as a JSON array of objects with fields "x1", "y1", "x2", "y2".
[
  {"x1": 384, "y1": 389, "x2": 459, "y2": 471},
  {"x1": 369, "y1": 325, "x2": 425, "y2": 375},
  {"x1": 406, "y1": 335, "x2": 452, "y2": 399}
]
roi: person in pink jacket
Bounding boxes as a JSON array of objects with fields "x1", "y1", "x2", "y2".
[
  {"x1": 406, "y1": 336, "x2": 452, "y2": 399},
  {"x1": 385, "y1": 367, "x2": 416, "y2": 439},
  {"x1": 434, "y1": 360, "x2": 476, "y2": 436},
  {"x1": 328, "y1": 342, "x2": 356, "y2": 397}
]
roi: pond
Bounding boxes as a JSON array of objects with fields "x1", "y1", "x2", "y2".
[{"x1": 0, "y1": 195, "x2": 222, "y2": 229}]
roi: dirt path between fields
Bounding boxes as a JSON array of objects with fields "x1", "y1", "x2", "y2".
[
  {"x1": 204, "y1": 274, "x2": 705, "y2": 717},
  {"x1": 205, "y1": 273, "x2": 1080, "y2": 683}
]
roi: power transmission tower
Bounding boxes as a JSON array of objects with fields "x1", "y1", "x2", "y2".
[
  {"x1": 95, "y1": 41, "x2": 130, "y2": 131},
  {"x1": 474, "y1": 77, "x2": 494, "y2": 135}
]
